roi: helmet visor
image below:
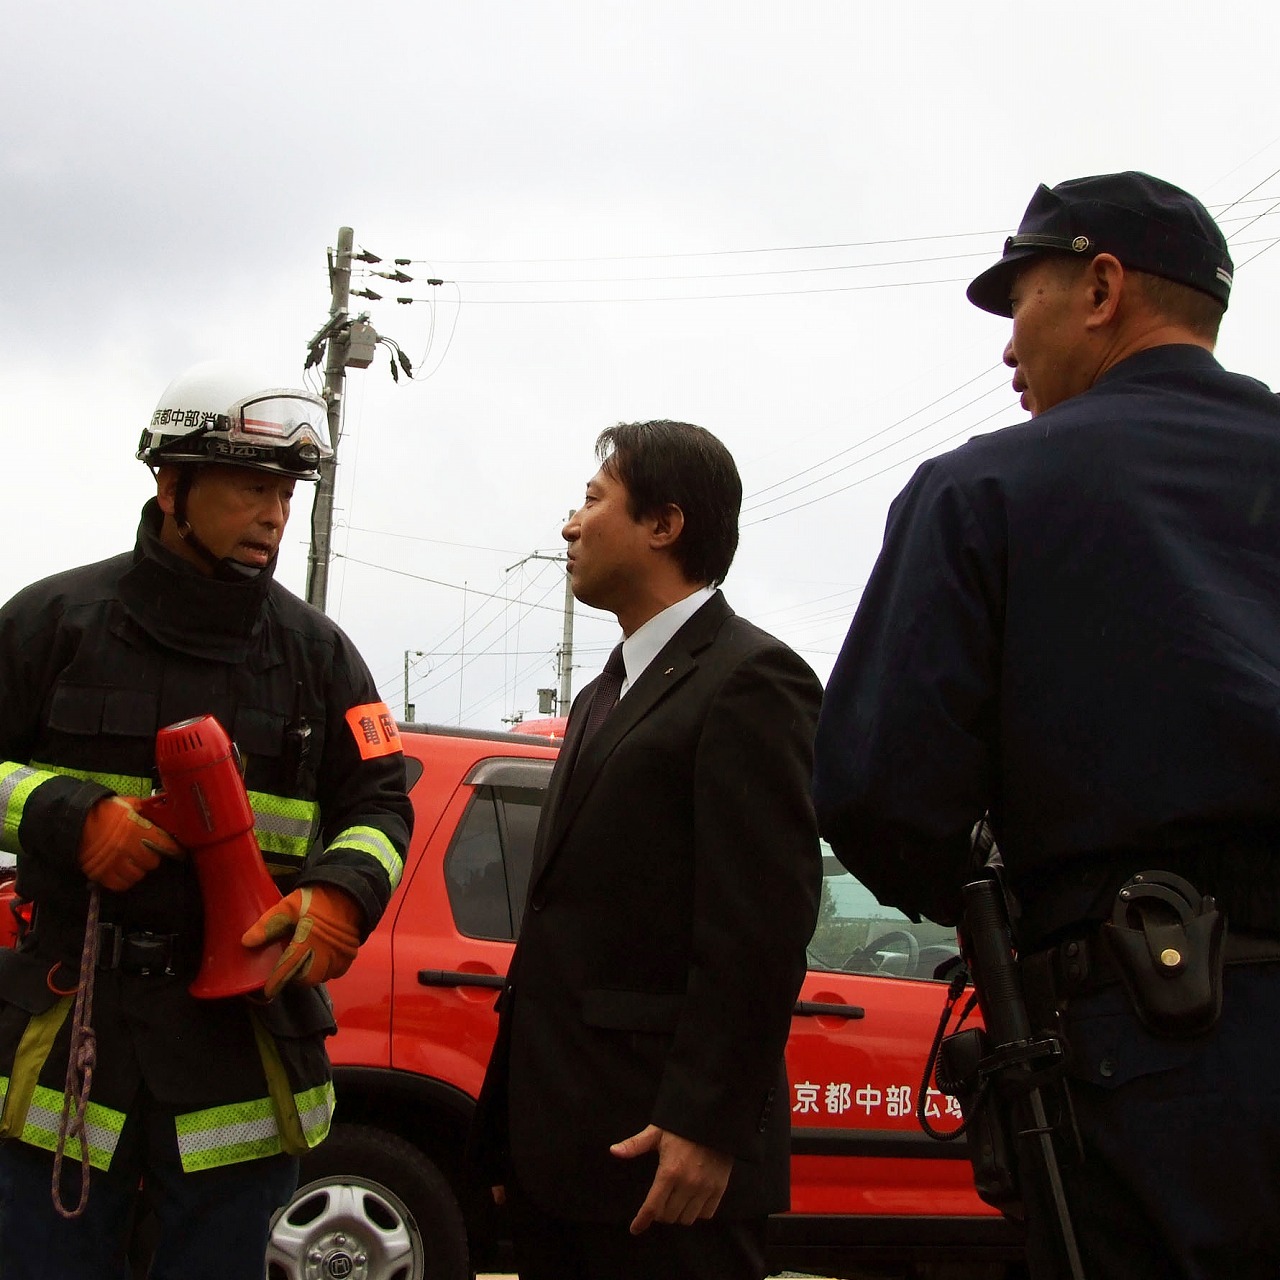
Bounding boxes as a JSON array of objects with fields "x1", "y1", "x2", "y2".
[{"x1": 232, "y1": 392, "x2": 332, "y2": 456}]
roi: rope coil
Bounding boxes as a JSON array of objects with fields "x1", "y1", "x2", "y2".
[{"x1": 51, "y1": 885, "x2": 100, "y2": 1219}]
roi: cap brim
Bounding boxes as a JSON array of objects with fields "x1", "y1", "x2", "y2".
[{"x1": 966, "y1": 245, "x2": 1043, "y2": 317}]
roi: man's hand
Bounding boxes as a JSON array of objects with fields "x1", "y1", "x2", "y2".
[
  {"x1": 241, "y1": 884, "x2": 362, "y2": 999},
  {"x1": 610, "y1": 1125, "x2": 733, "y2": 1234},
  {"x1": 78, "y1": 795, "x2": 183, "y2": 892}
]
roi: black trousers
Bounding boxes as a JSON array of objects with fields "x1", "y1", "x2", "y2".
[
  {"x1": 1023, "y1": 964, "x2": 1280, "y2": 1279},
  {"x1": 505, "y1": 1176, "x2": 768, "y2": 1280}
]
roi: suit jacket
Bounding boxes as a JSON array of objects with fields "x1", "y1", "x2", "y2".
[{"x1": 472, "y1": 591, "x2": 822, "y2": 1223}]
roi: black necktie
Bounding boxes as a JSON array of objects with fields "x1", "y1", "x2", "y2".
[{"x1": 578, "y1": 643, "x2": 626, "y2": 750}]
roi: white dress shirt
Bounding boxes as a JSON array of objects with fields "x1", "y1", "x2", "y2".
[{"x1": 616, "y1": 585, "x2": 715, "y2": 699}]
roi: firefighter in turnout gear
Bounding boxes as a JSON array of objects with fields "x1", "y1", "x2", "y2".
[{"x1": 0, "y1": 362, "x2": 413, "y2": 1280}]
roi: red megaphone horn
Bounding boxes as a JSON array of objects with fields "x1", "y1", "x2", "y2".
[{"x1": 137, "y1": 715, "x2": 286, "y2": 999}]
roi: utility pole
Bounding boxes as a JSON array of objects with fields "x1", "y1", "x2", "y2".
[
  {"x1": 505, "y1": 545, "x2": 575, "y2": 715},
  {"x1": 403, "y1": 649, "x2": 424, "y2": 722},
  {"x1": 558, "y1": 545, "x2": 574, "y2": 715},
  {"x1": 305, "y1": 226, "x2": 378, "y2": 612},
  {"x1": 305, "y1": 227, "x2": 351, "y2": 612}
]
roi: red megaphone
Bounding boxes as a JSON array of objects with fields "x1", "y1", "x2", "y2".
[{"x1": 138, "y1": 715, "x2": 286, "y2": 999}]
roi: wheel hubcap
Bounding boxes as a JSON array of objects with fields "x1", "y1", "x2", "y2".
[{"x1": 267, "y1": 1179, "x2": 420, "y2": 1280}]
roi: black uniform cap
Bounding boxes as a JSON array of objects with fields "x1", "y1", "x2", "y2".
[{"x1": 966, "y1": 171, "x2": 1233, "y2": 317}]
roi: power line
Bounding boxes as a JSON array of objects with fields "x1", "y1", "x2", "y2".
[
  {"x1": 401, "y1": 229, "x2": 1009, "y2": 267},
  {"x1": 360, "y1": 195, "x2": 1280, "y2": 308},
  {"x1": 417, "y1": 213, "x2": 1280, "y2": 291},
  {"x1": 445, "y1": 249, "x2": 993, "y2": 287},
  {"x1": 737, "y1": 182, "x2": 1280, "y2": 529},
  {"x1": 744, "y1": 372, "x2": 1011, "y2": 515},
  {"x1": 391, "y1": 275, "x2": 973, "y2": 306},
  {"x1": 1215, "y1": 166, "x2": 1280, "y2": 222},
  {"x1": 744, "y1": 364, "x2": 1004, "y2": 506},
  {"x1": 411, "y1": 572, "x2": 566, "y2": 705},
  {"x1": 1235, "y1": 236, "x2": 1280, "y2": 270},
  {"x1": 337, "y1": 554, "x2": 566, "y2": 614},
  {"x1": 749, "y1": 585, "x2": 866, "y2": 622},
  {"x1": 386, "y1": 200, "x2": 1277, "y2": 268},
  {"x1": 343, "y1": 525, "x2": 525, "y2": 555},
  {"x1": 373, "y1": 559, "x2": 561, "y2": 690},
  {"x1": 744, "y1": 401, "x2": 1014, "y2": 527}
]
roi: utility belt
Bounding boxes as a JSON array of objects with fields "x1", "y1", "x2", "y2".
[
  {"x1": 1022, "y1": 870, "x2": 1280, "y2": 1039},
  {"x1": 94, "y1": 924, "x2": 186, "y2": 977},
  {"x1": 23, "y1": 907, "x2": 198, "y2": 981},
  {"x1": 927, "y1": 864, "x2": 1280, "y2": 1278}
]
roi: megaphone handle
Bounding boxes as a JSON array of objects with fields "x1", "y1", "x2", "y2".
[{"x1": 134, "y1": 792, "x2": 170, "y2": 827}]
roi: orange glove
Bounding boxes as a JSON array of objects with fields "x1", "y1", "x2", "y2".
[
  {"x1": 241, "y1": 885, "x2": 363, "y2": 999},
  {"x1": 78, "y1": 795, "x2": 184, "y2": 892}
]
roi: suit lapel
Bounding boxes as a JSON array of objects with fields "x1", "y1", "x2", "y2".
[
  {"x1": 529, "y1": 682, "x2": 592, "y2": 878},
  {"x1": 530, "y1": 592, "x2": 732, "y2": 889}
]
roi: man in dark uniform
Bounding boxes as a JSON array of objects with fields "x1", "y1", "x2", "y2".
[
  {"x1": 812, "y1": 172, "x2": 1280, "y2": 1278},
  {"x1": 0, "y1": 361, "x2": 412, "y2": 1279}
]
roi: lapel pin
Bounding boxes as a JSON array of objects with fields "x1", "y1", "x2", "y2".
[{"x1": 663, "y1": 667, "x2": 675, "y2": 676}]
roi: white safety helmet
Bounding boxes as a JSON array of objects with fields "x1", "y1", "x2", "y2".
[{"x1": 138, "y1": 360, "x2": 334, "y2": 481}]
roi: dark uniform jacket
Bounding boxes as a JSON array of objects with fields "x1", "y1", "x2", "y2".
[
  {"x1": 472, "y1": 592, "x2": 822, "y2": 1223},
  {"x1": 813, "y1": 344, "x2": 1280, "y2": 944},
  {"x1": 0, "y1": 500, "x2": 412, "y2": 1173}
]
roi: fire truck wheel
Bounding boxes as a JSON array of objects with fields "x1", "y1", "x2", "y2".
[{"x1": 267, "y1": 1122, "x2": 469, "y2": 1280}]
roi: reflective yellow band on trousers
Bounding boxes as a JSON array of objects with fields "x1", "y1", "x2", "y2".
[
  {"x1": 19, "y1": 1085, "x2": 127, "y2": 1172},
  {"x1": 0, "y1": 975, "x2": 335, "y2": 1174},
  {"x1": 173, "y1": 1080, "x2": 335, "y2": 1173},
  {"x1": 0, "y1": 997, "x2": 127, "y2": 1171}
]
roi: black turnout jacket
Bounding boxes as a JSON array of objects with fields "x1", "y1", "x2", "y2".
[{"x1": 0, "y1": 499, "x2": 411, "y2": 1172}]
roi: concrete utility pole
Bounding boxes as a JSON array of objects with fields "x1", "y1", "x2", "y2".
[
  {"x1": 403, "y1": 649, "x2": 424, "y2": 722},
  {"x1": 305, "y1": 227, "x2": 351, "y2": 612},
  {"x1": 306, "y1": 226, "x2": 378, "y2": 612},
  {"x1": 505, "y1": 545, "x2": 575, "y2": 715},
  {"x1": 558, "y1": 547, "x2": 574, "y2": 716}
]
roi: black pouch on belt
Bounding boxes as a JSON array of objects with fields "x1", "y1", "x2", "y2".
[{"x1": 1101, "y1": 870, "x2": 1225, "y2": 1037}]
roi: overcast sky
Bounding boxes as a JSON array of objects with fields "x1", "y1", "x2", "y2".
[{"x1": 4, "y1": 2, "x2": 1279, "y2": 730}]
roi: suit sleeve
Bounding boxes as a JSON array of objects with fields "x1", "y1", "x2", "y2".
[
  {"x1": 812, "y1": 456, "x2": 1003, "y2": 926},
  {"x1": 650, "y1": 643, "x2": 822, "y2": 1158},
  {"x1": 295, "y1": 631, "x2": 414, "y2": 938}
]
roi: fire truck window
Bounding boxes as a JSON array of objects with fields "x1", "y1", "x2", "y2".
[
  {"x1": 403, "y1": 756, "x2": 425, "y2": 791},
  {"x1": 495, "y1": 786, "x2": 545, "y2": 938},
  {"x1": 807, "y1": 847, "x2": 960, "y2": 981},
  {"x1": 444, "y1": 790, "x2": 514, "y2": 940}
]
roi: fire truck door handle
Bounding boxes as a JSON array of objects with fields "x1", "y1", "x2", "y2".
[
  {"x1": 417, "y1": 969, "x2": 506, "y2": 990},
  {"x1": 793, "y1": 1000, "x2": 866, "y2": 1019}
]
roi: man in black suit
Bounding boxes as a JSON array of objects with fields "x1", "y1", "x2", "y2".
[{"x1": 472, "y1": 420, "x2": 822, "y2": 1280}]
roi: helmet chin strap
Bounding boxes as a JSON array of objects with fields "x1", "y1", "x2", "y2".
[
  {"x1": 174, "y1": 517, "x2": 268, "y2": 581},
  {"x1": 173, "y1": 469, "x2": 270, "y2": 583}
]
